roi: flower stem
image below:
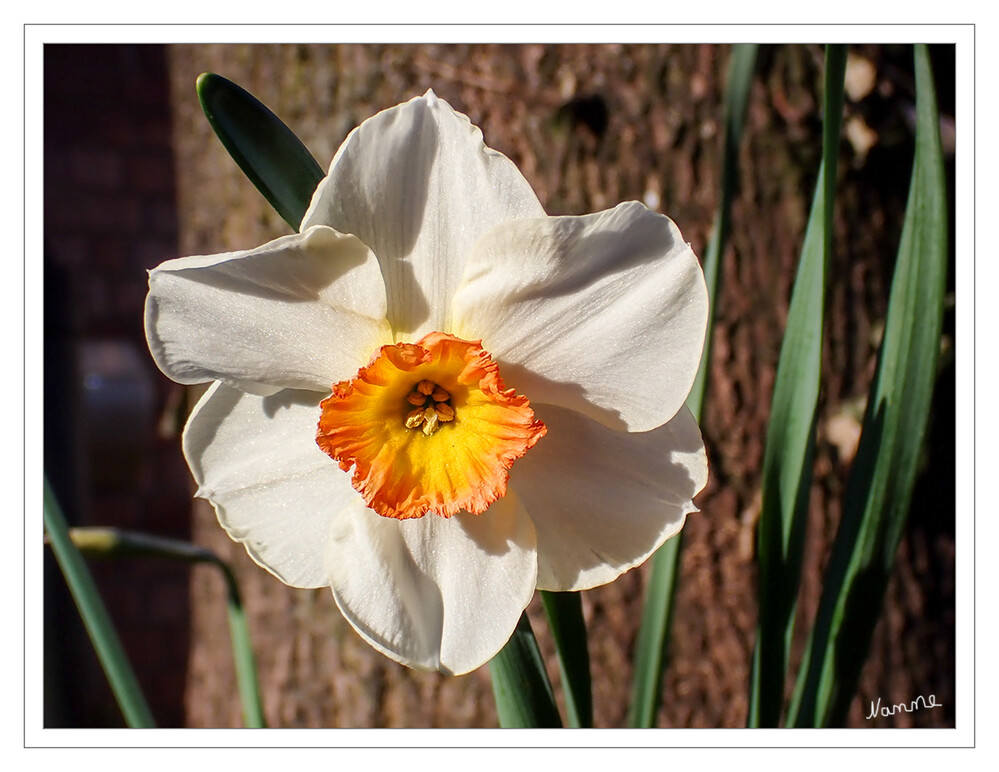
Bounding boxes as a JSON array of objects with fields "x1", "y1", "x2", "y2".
[
  {"x1": 50, "y1": 522, "x2": 266, "y2": 727},
  {"x1": 540, "y1": 591, "x2": 592, "y2": 727},
  {"x1": 489, "y1": 612, "x2": 562, "y2": 728},
  {"x1": 43, "y1": 478, "x2": 156, "y2": 728}
]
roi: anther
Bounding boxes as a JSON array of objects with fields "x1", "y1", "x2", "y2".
[
  {"x1": 422, "y1": 407, "x2": 440, "y2": 436},
  {"x1": 404, "y1": 408, "x2": 426, "y2": 429},
  {"x1": 404, "y1": 380, "x2": 455, "y2": 433}
]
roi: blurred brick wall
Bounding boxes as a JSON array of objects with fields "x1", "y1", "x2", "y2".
[{"x1": 43, "y1": 44, "x2": 192, "y2": 727}]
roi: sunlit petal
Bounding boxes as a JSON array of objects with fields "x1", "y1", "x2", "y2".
[
  {"x1": 302, "y1": 91, "x2": 545, "y2": 339},
  {"x1": 183, "y1": 382, "x2": 358, "y2": 588},
  {"x1": 452, "y1": 202, "x2": 708, "y2": 431},
  {"x1": 146, "y1": 225, "x2": 391, "y2": 395},
  {"x1": 325, "y1": 491, "x2": 537, "y2": 675},
  {"x1": 511, "y1": 404, "x2": 707, "y2": 591}
]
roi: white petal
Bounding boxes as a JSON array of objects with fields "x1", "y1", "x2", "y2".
[
  {"x1": 510, "y1": 403, "x2": 707, "y2": 592},
  {"x1": 325, "y1": 492, "x2": 538, "y2": 675},
  {"x1": 302, "y1": 91, "x2": 545, "y2": 340},
  {"x1": 183, "y1": 382, "x2": 354, "y2": 588},
  {"x1": 452, "y1": 202, "x2": 708, "y2": 432},
  {"x1": 146, "y1": 225, "x2": 392, "y2": 395}
]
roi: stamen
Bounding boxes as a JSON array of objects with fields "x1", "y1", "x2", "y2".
[
  {"x1": 404, "y1": 407, "x2": 426, "y2": 429},
  {"x1": 422, "y1": 407, "x2": 440, "y2": 436},
  {"x1": 403, "y1": 379, "x2": 455, "y2": 434},
  {"x1": 406, "y1": 391, "x2": 428, "y2": 406}
]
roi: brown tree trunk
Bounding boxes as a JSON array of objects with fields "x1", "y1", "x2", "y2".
[{"x1": 167, "y1": 43, "x2": 954, "y2": 728}]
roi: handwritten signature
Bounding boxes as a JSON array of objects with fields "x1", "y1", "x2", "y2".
[{"x1": 866, "y1": 694, "x2": 942, "y2": 720}]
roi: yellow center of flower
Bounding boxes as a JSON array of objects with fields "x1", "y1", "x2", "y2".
[{"x1": 316, "y1": 332, "x2": 546, "y2": 520}]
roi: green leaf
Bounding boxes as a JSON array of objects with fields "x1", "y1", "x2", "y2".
[
  {"x1": 747, "y1": 44, "x2": 846, "y2": 728},
  {"x1": 627, "y1": 532, "x2": 683, "y2": 728},
  {"x1": 64, "y1": 527, "x2": 266, "y2": 728},
  {"x1": 540, "y1": 591, "x2": 592, "y2": 727},
  {"x1": 219, "y1": 565, "x2": 267, "y2": 728},
  {"x1": 628, "y1": 43, "x2": 757, "y2": 729},
  {"x1": 489, "y1": 612, "x2": 562, "y2": 728},
  {"x1": 686, "y1": 43, "x2": 759, "y2": 422},
  {"x1": 196, "y1": 72, "x2": 325, "y2": 231},
  {"x1": 786, "y1": 43, "x2": 948, "y2": 728},
  {"x1": 43, "y1": 480, "x2": 156, "y2": 728}
]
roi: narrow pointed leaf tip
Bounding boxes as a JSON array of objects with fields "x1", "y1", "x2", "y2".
[{"x1": 196, "y1": 72, "x2": 325, "y2": 230}]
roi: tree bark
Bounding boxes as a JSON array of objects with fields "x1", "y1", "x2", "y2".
[{"x1": 167, "y1": 43, "x2": 954, "y2": 728}]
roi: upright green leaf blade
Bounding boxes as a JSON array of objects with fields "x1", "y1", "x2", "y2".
[
  {"x1": 197, "y1": 72, "x2": 325, "y2": 231},
  {"x1": 787, "y1": 44, "x2": 948, "y2": 727},
  {"x1": 685, "y1": 43, "x2": 759, "y2": 422},
  {"x1": 627, "y1": 531, "x2": 683, "y2": 728},
  {"x1": 748, "y1": 45, "x2": 846, "y2": 728},
  {"x1": 540, "y1": 591, "x2": 592, "y2": 728},
  {"x1": 218, "y1": 563, "x2": 267, "y2": 728},
  {"x1": 628, "y1": 43, "x2": 757, "y2": 728},
  {"x1": 43, "y1": 481, "x2": 156, "y2": 728},
  {"x1": 490, "y1": 613, "x2": 562, "y2": 728}
]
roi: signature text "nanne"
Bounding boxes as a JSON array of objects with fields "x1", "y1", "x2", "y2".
[{"x1": 866, "y1": 694, "x2": 942, "y2": 720}]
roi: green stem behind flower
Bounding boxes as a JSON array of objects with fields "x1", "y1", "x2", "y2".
[
  {"x1": 490, "y1": 612, "x2": 562, "y2": 728},
  {"x1": 49, "y1": 522, "x2": 267, "y2": 728},
  {"x1": 43, "y1": 479, "x2": 157, "y2": 728},
  {"x1": 540, "y1": 591, "x2": 592, "y2": 728}
]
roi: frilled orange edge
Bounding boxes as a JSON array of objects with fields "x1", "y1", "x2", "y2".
[{"x1": 316, "y1": 332, "x2": 547, "y2": 519}]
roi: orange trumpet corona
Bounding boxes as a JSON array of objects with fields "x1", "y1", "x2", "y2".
[{"x1": 317, "y1": 332, "x2": 546, "y2": 520}]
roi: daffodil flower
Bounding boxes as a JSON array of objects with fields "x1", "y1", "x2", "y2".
[{"x1": 145, "y1": 91, "x2": 709, "y2": 675}]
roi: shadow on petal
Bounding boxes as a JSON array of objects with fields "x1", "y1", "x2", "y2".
[
  {"x1": 512, "y1": 404, "x2": 706, "y2": 591},
  {"x1": 307, "y1": 99, "x2": 440, "y2": 335},
  {"x1": 261, "y1": 388, "x2": 324, "y2": 418},
  {"x1": 165, "y1": 227, "x2": 378, "y2": 303},
  {"x1": 505, "y1": 204, "x2": 680, "y2": 304},
  {"x1": 326, "y1": 501, "x2": 447, "y2": 671},
  {"x1": 496, "y1": 360, "x2": 628, "y2": 432}
]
